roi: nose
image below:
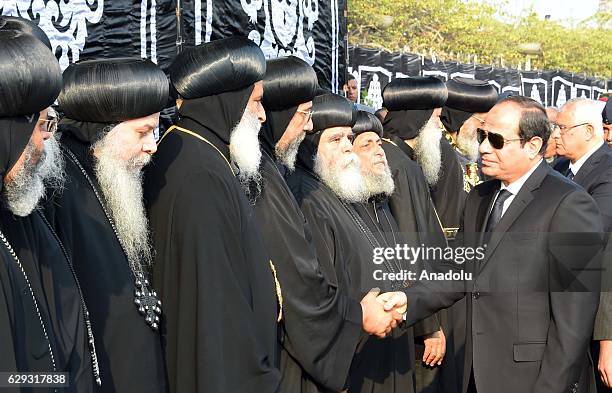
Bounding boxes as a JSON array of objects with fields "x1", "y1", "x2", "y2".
[
  {"x1": 258, "y1": 102, "x2": 266, "y2": 124},
  {"x1": 551, "y1": 127, "x2": 561, "y2": 140},
  {"x1": 143, "y1": 132, "x2": 158, "y2": 155},
  {"x1": 375, "y1": 144, "x2": 385, "y2": 157},
  {"x1": 41, "y1": 130, "x2": 52, "y2": 141},
  {"x1": 341, "y1": 137, "x2": 353, "y2": 153},
  {"x1": 304, "y1": 117, "x2": 313, "y2": 133},
  {"x1": 479, "y1": 137, "x2": 492, "y2": 155}
]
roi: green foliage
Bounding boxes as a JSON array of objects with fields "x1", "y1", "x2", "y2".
[{"x1": 348, "y1": 0, "x2": 612, "y2": 78}]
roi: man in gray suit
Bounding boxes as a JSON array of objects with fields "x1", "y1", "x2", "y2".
[
  {"x1": 553, "y1": 98, "x2": 612, "y2": 390},
  {"x1": 380, "y1": 96, "x2": 604, "y2": 393}
]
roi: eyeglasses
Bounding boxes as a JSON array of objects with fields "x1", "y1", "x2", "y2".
[
  {"x1": 551, "y1": 122, "x2": 589, "y2": 134},
  {"x1": 471, "y1": 115, "x2": 485, "y2": 124},
  {"x1": 477, "y1": 128, "x2": 523, "y2": 150},
  {"x1": 39, "y1": 117, "x2": 58, "y2": 134},
  {"x1": 296, "y1": 109, "x2": 313, "y2": 123}
]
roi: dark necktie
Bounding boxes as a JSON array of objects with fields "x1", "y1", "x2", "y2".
[
  {"x1": 566, "y1": 167, "x2": 575, "y2": 181},
  {"x1": 485, "y1": 189, "x2": 513, "y2": 234}
]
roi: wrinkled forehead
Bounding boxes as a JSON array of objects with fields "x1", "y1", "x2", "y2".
[{"x1": 320, "y1": 126, "x2": 353, "y2": 141}]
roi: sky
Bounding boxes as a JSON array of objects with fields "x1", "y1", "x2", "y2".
[{"x1": 474, "y1": 0, "x2": 601, "y2": 25}]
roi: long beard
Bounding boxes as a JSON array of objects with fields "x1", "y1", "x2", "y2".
[
  {"x1": 314, "y1": 152, "x2": 367, "y2": 203},
  {"x1": 230, "y1": 110, "x2": 263, "y2": 202},
  {"x1": 4, "y1": 135, "x2": 65, "y2": 217},
  {"x1": 93, "y1": 135, "x2": 153, "y2": 275},
  {"x1": 457, "y1": 130, "x2": 480, "y2": 161},
  {"x1": 363, "y1": 164, "x2": 395, "y2": 198},
  {"x1": 414, "y1": 122, "x2": 443, "y2": 186},
  {"x1": 275, "y1": 131, "x2": 305, "y2": 172}
]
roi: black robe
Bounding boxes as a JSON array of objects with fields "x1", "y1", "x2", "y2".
[
  {"x1": 0, "y1": 231, "x2": 57, "y2": 393},
  {"x1": 254, "y1": 150, "x2": 363, "y2": 392},
  {"x1": 0, "y1": 208, "x2": 94, "y2": 392},
  {"x1": 144, "y1": 117, "x2": 280, "y2": 393},
  {"x1": 288, "y1": 166, "x2": 423, "y2": 393},
  {"x1": 43, "y1": 133, "x2": 167, "y2": 393},
  {"x1": 382, "y1": 139, "x2": 465, "y2": 393}
]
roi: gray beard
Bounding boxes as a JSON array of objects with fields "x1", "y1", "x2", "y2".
[
  {"x1": 314, "y1": 152, "x2": 367, "y2": 203},
  {"x1": 275, "y1": 131, "x2": 305, "y2": 172},
  {"x1": 4, "y1": 135, "x2": 65, "y2": 217},
  {"x1": 457, "y1": 131, "x2": 480, "y2": 161},
  {"x1": 414, "y1": 122, "x2": 443, "y2": 186},
  {"x1": 230, "y1": 110, "x2": 263, "y2": 202},
  {"x1": 93, "y1": 135, "x2": 153, "y2": 275},
  {"x1": 363, "y1": 164, "x2": 395, "y2": 198}
]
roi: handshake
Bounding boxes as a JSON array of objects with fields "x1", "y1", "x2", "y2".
[{"x1": 360, "y1": 288, "x2": 408, "y2": 338}]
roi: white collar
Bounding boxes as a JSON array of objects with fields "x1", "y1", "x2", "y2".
[
  {"x1": 500, "y1": 159, "x2": 543, "y2": 196},
  {"x1": 569, "y1": 141, "x2": 604, "y2": 176}
]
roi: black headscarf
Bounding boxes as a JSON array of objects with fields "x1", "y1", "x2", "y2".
[
  {"x1": 440, "y1": 77, "x2": 498, "y2": 133},
  {"x1": 381, "y1": 76, "x2": 447, "y2": 140},
  {"x1": 169, "y1": 37, "x2": 266, "y2": 144},
  {"x1": 260, "y1": 56, "x2": 318, "y2": 155},
  {"x1": 296, "y1": 93, "x2": 356, "y2": 172},
  {"x1": 57, "y1": 57, "x2": 169, "y2": 145},
  {"x1": 352, "y1": 110, "x2": 383, "y2": 138},
  {"x1": 0, "y1": 16, "x2": 52, "y2": 49}
]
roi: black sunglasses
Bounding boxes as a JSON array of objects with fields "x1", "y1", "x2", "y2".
[{"x1": 477, "y1": 128, "x2": 523, "y2": 150}]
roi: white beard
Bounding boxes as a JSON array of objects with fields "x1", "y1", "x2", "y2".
[
  {"x1": 93, "y1": 135, "x2": 153, "y2": 274},
  {"x1": 4, "y1": 135, "x2": 65, "y2": 217},
  {"x1": 414, "y1": 122, "x2": 443, "y2": 186},
  {"x1": 314, "y1": 152, "x2": 367, "y2": 203},
  {"x1": 457, "y1": 131, "x2": 480, "y2": 161},
  {"x1": 275, "y1": 131, "x2": 305, "y2": 172},
  {"x1": 363, "y1": 163, "x2": 395, "y2": 198},
  {"x1": 230, "y1": 110, "x2": 263, "y2": 201}
]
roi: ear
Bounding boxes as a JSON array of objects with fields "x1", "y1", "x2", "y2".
[
  {"x1": 527, "y1": 136, "x2": 543, "y2": 159},
  {"x1": 585, "y1": 124, "x2": 595, "y2": 140}
]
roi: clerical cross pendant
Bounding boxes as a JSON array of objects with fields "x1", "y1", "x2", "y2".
[{"x1": 134, "y1": 273, "x2": 162, "y2": 330}]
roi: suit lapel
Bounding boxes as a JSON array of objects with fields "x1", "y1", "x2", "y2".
[
  {"x1": 480, "y1": 161, "x2": 549, "y2": 266},
  {"x1": 572, "y1": 144, "x2": 607, "y2": 186}
]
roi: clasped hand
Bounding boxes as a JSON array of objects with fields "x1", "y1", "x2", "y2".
[{"x1": 360, "y1": 289, "x2": 408, "y2": 338}]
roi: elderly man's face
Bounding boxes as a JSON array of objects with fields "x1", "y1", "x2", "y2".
[
  {"x1": 604, "y1": 123, "x2": 612, "y2": 147},
  {"x1": 479, "y1": 102, "x2": 541, "y2": 185},
  {"x1": 317, "y1": 126, "x2": 354, "y2": 170},
  {"x1": 551, "y1": 106, "x2": 594, "y2": 162},
  {"x1": 101, "y1": 113, "x2": 159, "y2": 167},
  {"x1": 277, "y1": 101, "x2": 313, "y2": 151},
  {"x1": 4, "y1": 108, "x2": 54, "y2": 183},
  {"x1": 246, "y1": 81, "x2": 266, "y2": 124},
  {"x1": 352, "y1": 131, "x2": 387, "y2": 177},
  {"x1": 344, "y1": 79, "x2": 358, "y2": 103}
]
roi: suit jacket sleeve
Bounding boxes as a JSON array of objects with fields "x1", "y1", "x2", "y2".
[{"x1": 534, "y1": 189, "x2": 603, "y2": 393}]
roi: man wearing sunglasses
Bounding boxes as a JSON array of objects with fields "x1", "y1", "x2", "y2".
[
  {"x1": 380, "y1": 95, "x2": 604, "y2": 393},
  {"x1": 551, "y1": 98, "x2": 612, "y2": 391}
]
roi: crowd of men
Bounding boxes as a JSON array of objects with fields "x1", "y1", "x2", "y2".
[{"x1": 1, "y1": 14, "x2": 612, "y2": 393}]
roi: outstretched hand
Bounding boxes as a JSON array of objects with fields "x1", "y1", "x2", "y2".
[{"x1": 360, "y1": 288, "x2": 403, "y2": 338}]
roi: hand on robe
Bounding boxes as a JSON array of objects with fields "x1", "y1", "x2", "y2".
[
  {"x1": 377, "y1": 291, "x2": 408, "y2": 315},
  {"x1": 361, "y1": 289, "x2": 403, "y2": 338},
  {"x1": 422, "y1": 329, "x2": 445, "y2": 366}
]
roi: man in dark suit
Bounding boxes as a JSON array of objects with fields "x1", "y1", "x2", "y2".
[
  {"x1": 552, "y1": 98, "x2": 612, "y2": 390},
  {"x1": 379, "y1": 96, "x2": 604, "y2": 393}
]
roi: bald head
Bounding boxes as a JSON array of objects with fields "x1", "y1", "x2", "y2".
[{"x1": 552, "y1": 98, "x2": 605, "y2": 163}]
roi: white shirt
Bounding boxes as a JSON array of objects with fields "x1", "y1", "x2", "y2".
[
  {"x1": 569, "y1": 141, "x2": 604, "y2": 178},
  {"x1": 496, "y1": 159, "x2": 543, "y2": 217}
]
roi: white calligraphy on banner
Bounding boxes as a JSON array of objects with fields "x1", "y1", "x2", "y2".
[{"x1": 0, "y1": 0, "x2": 103, "y2": 70}]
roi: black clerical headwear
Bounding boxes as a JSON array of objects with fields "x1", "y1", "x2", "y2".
[
  {"x1": 58, "y1": 58, "x2": 169, "y2": 144},
  {"x1": 440, "y1": 77, "x2": 498, "y2": 133},
  {"x1": 170, "y1": 37, "x2": 266, "y2": 144},
  {"x1": 382, "y1": 76, "x2": 447, "y2": 140},
  {"x1": 297, "y1": 93, "x2": 356, "y2": 172},
  {"x1": 0, "y1": 16, "x2": 52, "y2": 49},
  {"x1": 352, "y1": 110, "x2": 383, "y2": 138},
  {"x1": 260, "y1": 56, "x2": 318, "y2": 154},
  {"x1": 0, "y1": 29, "x2": 61, "y2": 190},
  {"x1": 603, "y1": 99, "x2": 611, "y2": 126}
]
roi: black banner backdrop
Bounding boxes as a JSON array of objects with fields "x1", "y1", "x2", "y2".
[
  {"x1": 348, "y1": 46, "x2": 610, "y2": 109},
  {"x1": 0, "y1": 0, "x2": 347, "y2": 92}
]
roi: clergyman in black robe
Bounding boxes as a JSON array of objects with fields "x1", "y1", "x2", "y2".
[
  {"x1": 350, "y1": 111, "x2": 445, "y2": 393},
  {"x1": 43, "y1": 58, "x2": 169, "y2": 393},
  {"x1": 440, "y1": 77, "x2": 499, "y2": 192},
  {"x1": 257, "y1": 58, "x2": 400, "y2": 392},
  {"x1": 144, "y1": 38, "x2": 280, "y2": 393},
  {"x1": 287, "y1": 94, "x2": 405, "y2": 393},
  {"x1": 0, "y1": 28, "x2": 97, "y2": 391}
]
